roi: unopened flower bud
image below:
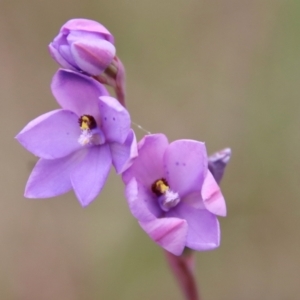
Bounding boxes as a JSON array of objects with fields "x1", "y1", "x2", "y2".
[
  {"x1": 49, "y1": 18, "x2": 116, "y2": 76},
  {"x1": 208, "y1": 148, "x2": 231, "y2": 184}
]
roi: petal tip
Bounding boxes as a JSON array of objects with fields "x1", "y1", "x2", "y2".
[
  {"x1": 24, "y1": 187, "x2": 38, "y2": 199},
  {"x1": 75, "y1": 193, "x2": 95, "y2": 208}
]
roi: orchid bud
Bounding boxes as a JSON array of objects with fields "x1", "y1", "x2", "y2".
[
  {"x1": 208, "y1": 148, "x2": 231, "y2": 184},
  {"x1": 49, "y1": 18, "x2": 116, "y2": 76}
]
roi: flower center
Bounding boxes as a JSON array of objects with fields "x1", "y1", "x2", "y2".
[
  {"x1": 79, "y1": 115, "x2": 97, "y2": 130},
  {"x1": 151, "y1": 178, "x2": 180, "y2": 212},
  {"x1": 78, "y1": 115, "x2": 104, "y2": 146}
]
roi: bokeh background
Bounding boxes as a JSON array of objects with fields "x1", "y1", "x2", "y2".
[{"x1": 1, "y1": 0, "x2": 300, "y2": 299}]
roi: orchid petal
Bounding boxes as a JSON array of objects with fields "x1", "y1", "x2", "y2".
[
  {"x1": 171, "y1": 201, "x2": 220, "y2": 251},
  {"x1": 70, "y1": 35, "x2": 116, "y2": 76},
  {"x1": 51, "y1": 69, "x2": 108, "y2": 125},
  {"x1": 122, "y1": 134, "x2": 169, "y2": 186},
  {"x1": 110, "y1": 129, "x2": 138, "y2": 174},
  {"x1": 99, "y1": 96, "x2": 130, "y2": 144},
  {"x1": 70, "y1": 145, "x2": 111, "y2": 207},
  {"x1": 139, "y1": 217, "x2": 188, "y2": 256},
  {"x1": 66, "y1": 31, "x2": 107, "y2": 43},
  {"x1": 164, "y1": 140, "x2": 207, "y2": 198},
  {"x1": 202, "y1": 170, "x2": 227, "y2": 216},
  {"x1": 48, "y1": 43, "x2": 76, "y2": 70},
  {"x1": 58, "y1": 45, "x2": 78, "y2": 68},
  {"x1": 24, "y1": 153, "x2": 80, "y2": 198},
  {"x1": 125, "y1": 178, "x2": 161, "y2": 222},
  {"x1": 16, "y1": 109, "x2": 81, "y2": 159},
  {"x1": 61, "y1": 19, "x2": 114, "y2": 43}
]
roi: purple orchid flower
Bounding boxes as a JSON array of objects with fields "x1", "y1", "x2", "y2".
[
  {"x1": 122, "y1": 134, "x2": 226, "y2": 256},
  {"x1": 49, "y1": 18, "x2": 116, "y2": 76},
  {"x1": 16, "y1": 69, "x2": 137, "y2": 206}
]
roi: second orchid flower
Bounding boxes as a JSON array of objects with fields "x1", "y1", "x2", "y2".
[{"x1": 16, "y1": 69, "x2": 137, "y2": 206}]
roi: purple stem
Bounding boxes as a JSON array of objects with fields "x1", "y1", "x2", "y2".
[
  {"x1": 94, "y1": 56, "x2": 126, "y2": 107},
  {"x1": 164, "y1": 249, "x2": 200, "y2": 300}
]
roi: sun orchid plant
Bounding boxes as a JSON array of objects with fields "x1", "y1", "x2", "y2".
[{"x1": 16, "y1": 18, "x2": 231, "y2": 300}]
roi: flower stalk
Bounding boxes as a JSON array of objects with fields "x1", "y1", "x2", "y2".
[
  {"x1": 165, "y1": 249, "x2": 200, "y2": 300},
  {"x1": 95, "y1": 56, "x2": 126, "y2": 107}
]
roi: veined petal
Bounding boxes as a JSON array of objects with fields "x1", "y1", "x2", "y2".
[
  {"x1": 99, "y1": 96, "x2": 130, "y2": 144},
  {"x1": 170, "y1": 202, "x2": 220, "y2": 251},
  {"x1": 110, "y1": 129, "x2": 138, "y2": 174},
  {"x1": 164, "y1": 140, "x2": 207, "y2": 198},
  {"x1": 16, "y1": 109, "x2": 82, "y2": 159},
  {"x1": 70, "y1": 145, "x2": 111, "y2": 207},
  {"x1": 125, "y1": 178, "x2": 161, "y2": 222},
  {"x1": 202, "y1": 170, "x2": 226, "y2": 217},
  {"x1": 122, "y1": 134, "x2": 169, "y2": 186},
  {"x1": 61, "y1": 19, "x2": 114, "y2": 43},
  {"x1": 24, "y1": 153, "x2": 80, "y2": 198},
  {"x1": 51, "y1": 69, "x2": 108, "y2": 125},
  {"x1": 139, "y1": 218, "x2": 188, "y2": 256}
]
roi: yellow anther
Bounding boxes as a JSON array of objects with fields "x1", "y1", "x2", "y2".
[
  {"x1": 80, "y1": 116, "x2": 90, "y2": 130},
  {"x1": 78, "y1": 115, "x2": 97, "y2": 130},
  {"x1": 151, "y1": 178, "x2": 170, "y2": 196},
  {"x1": 155, "y1": 180, "x2": 169, "y2": 193}
]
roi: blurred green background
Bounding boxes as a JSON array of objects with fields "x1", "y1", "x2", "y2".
[{"x1": 1, "y1": 0, "x2": 300, "y2": 299}]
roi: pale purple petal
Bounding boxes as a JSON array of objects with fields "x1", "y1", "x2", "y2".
[
  {"x1": 125, "y1": 178, "x2": 161, "y2": 222},
  {"x1": 202, "y1": 170, "x2": 226, "y2": 217},
  {"x1": 122, "y1": 134, "x2": 169, "y2": 186},
  {"x1": 99, "y1": 96, "x2": 130, "y2": 144},
  {"x1": 67, "y1": 31, "x2": 116, "y2": 76},
  {"x1": 71, "y1": 39, "x2": 115, "y2": 75},
  {"x1": 139, "y1": 218, "x2": 188, "y2": 256},
  {"x1": 16, "y1": 109, "x2": 82, "y2": 159},
  {"x1": 51, "y1": 69, "x2": 108, "y2": 125},
  {"x1": 52, "y1": 31, "x2": 68, "y2": 47},
  {"x1": 66, "y1": 30, "x2": 107, "y2": 44},
  {"x1": 24, "y1": 153, "x2": 80, "y2": 198},
  {"x1": 110, "y1": 129, "x2": 138, "y2": 174},
  {"x1": 48, "y1": 43, "x2": 76, "y2": 70},
  {"x1": 170, "y1": 201, "x2": 220, "y2": 251},
  {"x1": 61, "y1": 19, "x2": 114, "y2": 43},
  {"x1": 180, "y1": 191, "x2": 205, "y2": 209},
  {"x1": 70, "y1": 145, "x2": 111, "y2": 207},
  {"x1": 164, "y1": 140, "x2": 207, "y2": 198},
  {"x1": 58, "y1": 45, "x2": 78, "y2": 68},
  {"x1": 49, "y1": 32, "x2": 78, "y2": 69}
]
